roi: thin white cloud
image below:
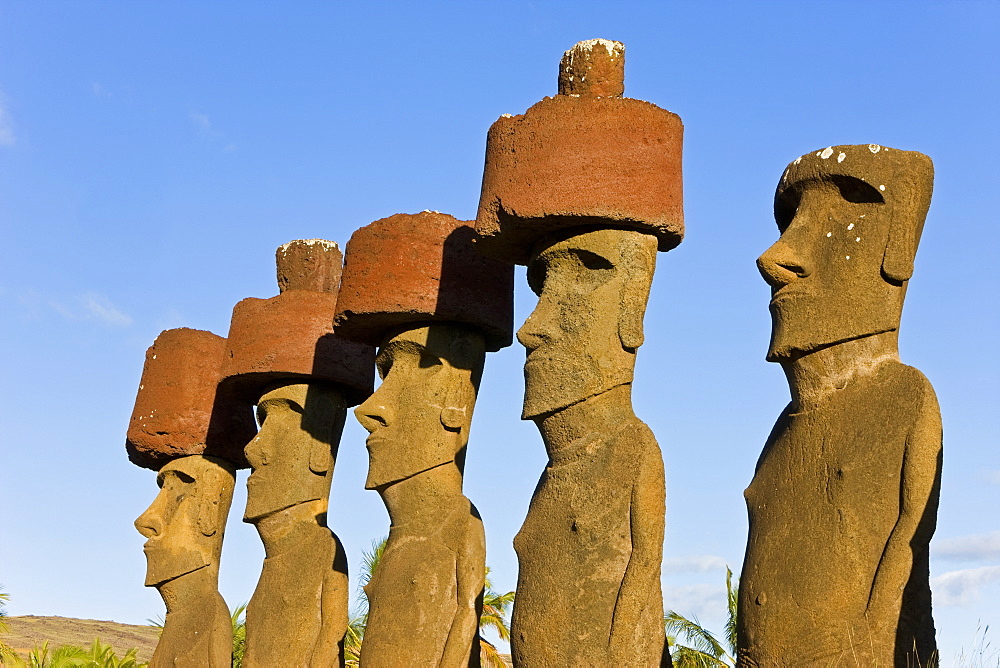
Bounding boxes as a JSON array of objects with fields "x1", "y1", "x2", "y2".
[
  {"x1": 12, "y1": 288, "x2": 132, "y2": 326},
  {"x1": 663, "y1": 554, "x2": 729, "y2": 574},
  {"x1": 933, "y1": 531, "x2": 1000, "y2": 562},
  {"x1": 81, "y1": 292, "x2": 132, "y2": 326},
  {"x1": 663, "y1": 583, "x2": 727, "y2": 620},
  {"x1": 931, "y1": 566, "x2": 1000, "y2": 607},
  {"x1": 91, "y1": 82, "x2": 111, "y2": 98},
  {"x1": 982, "y1": 470, "x2": 1000, "y2": 485},
  {"x1": 189, "y1": 111, "x2": 212, "y2": 134},
  {"x1": 0, "y1": 99, "x2": 14, "y2": 146}
]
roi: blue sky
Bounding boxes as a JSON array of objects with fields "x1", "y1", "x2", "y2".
[{"x1": 1, "y1": 0, "x2": 998, "y2": 660}]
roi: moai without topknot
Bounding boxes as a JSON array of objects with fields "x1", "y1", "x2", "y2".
[
  {"x1": 334, "y1": 210, "x2": 514, "y2": 667},
  {"x1": 738, "y1": 145, "x2": 941, "y2": 666},
  {"x1": 220, "y1": 239, "x2": 375, "y2": 668},
  {"x1": 128, "y1": 328, "x2": 256, "y2": 668},
  {"x1": 476, "y1": 40, "x2": 683, "y2": 667}
]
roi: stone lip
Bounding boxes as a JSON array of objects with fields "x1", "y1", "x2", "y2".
[
  {"x1": 334, "y1": 211, "x2": 515, "y2": 352},
  {"x1": 475, "y1": 94, "x2": 683, "y2": 265},
  {"x1": 126, "y1": 328, "x2": 257, "y2": 471},
  {"x1": 220, "y1": 290, "x2": 375, "y2": 407}
]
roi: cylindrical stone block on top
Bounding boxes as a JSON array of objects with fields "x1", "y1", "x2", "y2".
[
  {"x1": 220, "y1": 239, "x2": 375, "y2": 406},
  {"x1": 476, "y1": 38, "x2": 684, "y2": 265},
  {"x1": 126, "y1": 328, "x2": 257, "y2": 470},
  {"x1": 334, "y1": 211, "x2": 514, "y2": 351}
]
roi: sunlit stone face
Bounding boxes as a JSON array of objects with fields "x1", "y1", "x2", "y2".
[
  {"x1": 243, "y1": 383, "x2": 344, "y2": 522},
  {"x1": 134, "y1": 455, "x2": 233, "y2": 586},
  {"x1": 518, "y1": 228, "x2": 655, "y2": 420},
  {"x1": 354, "y1": 324, "x2": 482, "y2": 489},
  {"x1": 759, "y1": 177, "x2": 903, "y2": 361}
]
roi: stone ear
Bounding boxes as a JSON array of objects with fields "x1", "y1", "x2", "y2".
[
  {"x1": 309, "y1": 439, "x2": 331, "y2": 474},
  {"x1": 198, "y1": 492, "x2": 220, "y2": 537},
  {"x1": 880, "y1": 154, "x2": 934, "y2": 284},
  {"x1": 440, "y1": 406, "x2": 467, "y2": 432},
  {"x1": 882, "y1": 218, "x2": 920, "y2": 283},
  {"x1": 618, "y1": 244, "x2": 655, "y2": 351}
]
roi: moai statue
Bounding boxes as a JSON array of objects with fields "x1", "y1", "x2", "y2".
[
  {"x1": 220, "y1": 239, "x2": 375, "y2": 668},
  {"x1": 738, "y1": 145, "x2": 941, "y2": 666},
  {"x1": 475, "y1": 40, "x2": 683, "y2": 667},
  {"x1": 127, "y1": 328, "x2": 257, "y2": 667},
  {"x1": 334, "y1": 211, "x2": 514, "y2": 667}
]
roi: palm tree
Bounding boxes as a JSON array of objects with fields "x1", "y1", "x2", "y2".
[
  {"x1": 479, "y1": 568, "x2": 514, "y2": 668},
  {"x1": 664, "y1": 567, "x2": 738, "y2": 668},
  {"x1": 230, "y1": 603, "x2": 247, "y2": 667},
  {"x1": 1, "y1": 584, "x2": 20, "y2": 663}
]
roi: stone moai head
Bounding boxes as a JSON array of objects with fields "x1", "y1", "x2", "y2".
[
  {"x1": 357, "y1": 324, "x2": 485, "y2": 489},
  {"x1": 758, "y1": 145, "x2": 934, "y2": 361},
  {"x1": 126, "y1": 328, "x2": 257, "y2": 470},
  {"x1": 334, "y1": 211, "x2": 514, "y2": 486},
  {"x1": 135, "y1": 454, "x2": 236, "y2": 587},
  {"x1": 220, "y1": 238, "x2": 375, "y2": 520},
  {"x1": 243, "y1": 382, "x2": 346, "y2": 521},
  {"x1": 519, "y1": 228, "x2": 657, "y2": 418},
  {"x1": 475, "y1": 40, "x2": 683, "y2": 419}
]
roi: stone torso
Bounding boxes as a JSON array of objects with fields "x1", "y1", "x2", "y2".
[
  {"x1": 243, "y1": 520, "x2": 347, "y2": 668},
  {"x1": 740, "y1": 361, "x2": 937, "y2": 666},
  {"x1": 151, "y1": 592, "x2": 231, "y2": 668},
  {"x1": 512, "y1": 417, "x2": 666, "y2": 667},
  {"x1": 362, "y1": 504, "x2": 484, "y2": 667}
]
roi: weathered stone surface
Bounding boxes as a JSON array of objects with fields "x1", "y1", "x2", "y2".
[
  {"x1": 276, "y1": 238, "x2": 343, "y2": 294},
  {"x1": 475, "y1": 40, "x2": 683, "y2": 265},
  {"x1": 334, "y1": 211, "x2": 514, "y2": 352},
  {"x1": 221, "y1": 239, "x2": 375, "y2": 407},
  {"x1": 222, "y1": 291, "x2": 374, "y2": 406},
  {"x1": 354, "y1": 324, "x2": 486, "y2": 667},
  {"x1": 738, "y1": 144, "x2": 940, "y2": 666},
  {"x1": 242, "y1": 383, "x2": 350, "y2": 668},
  {"x1": 135, "y1": 454, "x2": 236, "y2": 668},
  {"x1": 512, "y1": 228, "x2": 669, "y2": 667},
  {"x1": 126, "y1": 328, "x2": 256, "y2": 470},
  {"x1": 558, "y1": 38, "x2": 625, "y2": 97}
]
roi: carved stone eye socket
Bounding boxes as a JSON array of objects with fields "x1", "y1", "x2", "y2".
[{"x1": 775, "y1": 176, "x2": 884, "y2": 232}]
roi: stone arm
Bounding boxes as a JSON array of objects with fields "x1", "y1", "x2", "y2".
[
  {"x1": 439, "y1": 513, "x2": 487, "y2": 667},
  {"x1": 311, "y1": 533, "x2": 349, "y2": 667},
  {"x1": 865, "y1": 380, "x2": 942, "y2": 628},
  {"x1": 609, "y1": 430, "x2": 666, "y2": 661}
]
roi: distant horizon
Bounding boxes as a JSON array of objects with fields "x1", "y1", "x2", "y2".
[{"x1": 1, "y1": 1, "x2": 998, "y2": 663}]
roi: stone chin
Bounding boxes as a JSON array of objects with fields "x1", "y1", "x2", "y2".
[
  {"x1": 364, "y1": 440, "x2": 457, "y2": 490},
  {"x1": 521, "y1": 353, "x2": 630, "y2": 420},
  {"x1": 143, "y1": 544, "x2": 209, "y2": 587},
  {"x1": 765, "y1": 299, "x2": 898, "y2": 363}
]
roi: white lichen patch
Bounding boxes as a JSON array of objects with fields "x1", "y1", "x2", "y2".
[
  {"x1": 794, "y1": 156, "x2": 802, "y2": 165},
  {"x1": 820, "y1": 147, "x2": 834, "y2": 159},
  {"x1": 879, "y1": 185, "x2": 886, "y2": 191},
  {"x1": 421, "y1": 209, "x2": 442, "y2": 214},
  {"x1": 848, "y1": 223, "x2": 855, "y2": 230},
  {"x1": 826, "y1": 232, "x2": 832, "y2": 237},
  {"x1": 501, "y1": 113, "x2": 513, "y2": 118},
  {"x1": 855, "y1": 237, "x2": 861, "y2": 242},
  {"x1": 837, "y1": 152, "x2": 846, "y2": 163},
  {"x1": 278, "y1": 239, "x2": 339, "y2": 253},
  {"x1": 570, "y1": 38, "x2": 624, "y2": 58},
  {"x1": 868, "y1": 144, "x2": 882, "y2": 154},
  {"x1": 846, "y1": 255, "x2": 851, "y2": 260}
]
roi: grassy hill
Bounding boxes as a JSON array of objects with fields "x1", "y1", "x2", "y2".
[{"x1": 2, "y1": 615, "x2": 160, "y2": 663}]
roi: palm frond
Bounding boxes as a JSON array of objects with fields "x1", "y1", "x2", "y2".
[
  {"x1": 669, "y1": 644, "x2": 728, "y2": 668},
  {"x1": 479, "y1": 638, "x2": 508, "y2": 668},
  {"x1": 664, "y1": 611, "x2": 727, "y2": 659},
  {"x1": 724, "y1": 567, "x2": 738, "y2": 657}
]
